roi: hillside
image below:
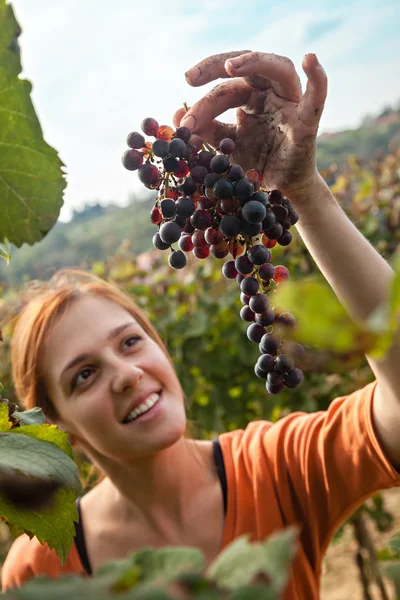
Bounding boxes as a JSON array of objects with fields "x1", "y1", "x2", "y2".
[{"x1": 0, "y1": 103, "x2": 399, "y2": 286}]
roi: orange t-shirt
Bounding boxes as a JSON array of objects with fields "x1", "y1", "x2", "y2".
[{"x1": 2, "y1": 381, "x2": 400, "y2": 599}]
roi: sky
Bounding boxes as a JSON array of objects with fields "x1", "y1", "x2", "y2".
[{"x1": 10, "y1": 0, "x2": 400, "y2": 222}]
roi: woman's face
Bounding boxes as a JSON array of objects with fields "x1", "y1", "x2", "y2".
[{"x1": 42, "y1": 294, "x2": 187, "y2": 460}]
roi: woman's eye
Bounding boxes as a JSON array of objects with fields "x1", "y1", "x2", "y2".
[
  {"x1": 123, "y1": 335, "x2": 141, "y2": 349},
  {"x1": 72, "y1": 367, "x2": 94, "y2": 391}
]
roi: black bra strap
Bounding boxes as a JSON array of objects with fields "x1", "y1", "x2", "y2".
[{"x1": 212, "y1": 438, "x2": 227, "y2": 515}]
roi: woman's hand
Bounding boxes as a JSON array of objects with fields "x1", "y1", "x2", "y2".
[{"x1": 173, "y1": 51, "x2": 328, "y2": 200}]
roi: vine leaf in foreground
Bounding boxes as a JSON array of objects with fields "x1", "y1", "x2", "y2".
[{"x1": 0, "y1": 1, "x2": 66, "y2": 247}]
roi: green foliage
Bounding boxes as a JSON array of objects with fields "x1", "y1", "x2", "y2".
[
  {"x1": 0, "y1": 1, "x2": 66, "y2": 247},
  {"x1": 2, "y1": 529, "x2": 296, "y2": 599}
]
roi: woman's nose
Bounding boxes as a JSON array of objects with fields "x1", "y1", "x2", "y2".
[{"x1": 111, "y1": 359, "x2": 144, "y2": 394}]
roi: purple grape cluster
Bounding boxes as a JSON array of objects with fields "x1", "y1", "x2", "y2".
[{"x1": 122, "y1": 118, "x2": 304, "y2": 393}]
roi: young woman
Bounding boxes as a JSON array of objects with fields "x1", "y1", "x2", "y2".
[{"x1": 2, "y1": 51, "x2": 400, "y2": 600}]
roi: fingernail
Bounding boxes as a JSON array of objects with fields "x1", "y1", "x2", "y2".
[
  {"x1": 226, "y1": 56, "x2": 244, "y2": 69},
  {"x1": 180, "y1": 115, "x2": 196, "y2": 130},
  {"x1": 185, "y1": 67, "x2": 200, "y2": 83}
]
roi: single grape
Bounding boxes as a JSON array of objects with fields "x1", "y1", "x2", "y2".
[
  {"x1": 245, "y1": 169, "x2": 262, "y2": 190},
  {"x1": 169, "y1": 137, "x2": 187, "y2": 158},
  {"x1": 257, "y1": 353, "x2": 275, "y2": 373},
  {"x1": 210, "y1": 241, "x2": 229, "y2": 258},
  {"x1": 174, "y1": 215, "x2": 187, "y2": 229},
  {"x1": 213, "y1": 179, "x2": 234, "y2": 200},
  {"x1": 240, "y1": 276, "x2": 259, "y2": 296},
  {"x1": 159, "y1": 221, "x2": 181, "y2": 245},
  {"x1": 205, "y1": 227, "x2": 223, "y2": 245},
  {"x1": 283, "y1": 367, "x2": 304, "y2": 387},
  {"x1": 179, "y1": 177, "x2": 196, "y2": 196},
  {"x1": 262, "y1": 211, "x2": 277, "y2": 232},
  {"x1": 151, "y1": 206, "x2": 162, "y2": 225},
  {"x1": 282, "y1": 218, "x2": 291, "y2": 230},
  {"x1": 258, "y1": 263, "x2": 275, "y2": 281},
  {"x1": 219, "y1": 138, "x2": 236, "y2": 154},
  {"x1": 138, "y1": 163, "x2": 161, "y2": 186},
  {"x1": 263, "y1": 237, "x2": 277, "y2": 249},
  {"x1": 222, "y1": 260, "x2": 238, "y2": 279},
  {"x1": 210, "y1": 154, "x2": 230, "y2": 174},
  {"x1": 176, "y1": 196, "x2": 195, "y2": 218},
  {"x1": 242, "y1": 201, "x2": 267, "y2": 224},
  {"x1": 275, "y1": 354, "x2": 295, "y2": 374},
  {"x1": 289, "y1": 210, "x2": 299, "y2": 225},
  {"x1": 157, "y1": 125, "x2": 174, "y2": 141},
  {"x1": 197, "y1": 151, "x2": 213, "y2": 169},
  {"x1": 153, "y1": 232, "x2": 170, "y2": 250},
  {"x1": 198, "y1": 196, "x2": 216, "y2": 210},
  {"x1": 266, "y1": 381, "x2": 284, "y2": 394},
  {"x1": 268, "y1": 189, "x2": 284, "y2": 204},
  {"x1": 190, "y1": 210, "x2": 211, "y2": 230},
  {"x1": 255, "y1": 308, "x2": 275, "y2": 326},
  {"x1": 247, "y1": 323, "x2": 267, "y2": 343},
  {"x1": 251, "y1": 191, "x2": 269, "y2": 206},
  {"x1": 267, "y1": 370, "x2": 284, "y2": 385},
  {"x1": 273, "y1": 265, "x2": 290, "y2": 283},
  {"x1": 152, "y1": 139, "x2": 170, "y2": 158},
  {"x1": 255, "y1": 364, "x2": 269, "y2": 380},
  {"x1": 220, "y1": 198, "x2": 239, "y2": 214},
  {"x1": 259, "y1": 333, "x2": 280, "y2": 356},
  {"x1": 249, "y1": 293, "x2": 270, "y2": 314},
  {"x1": 247, "y1": 245, "x2": 271, "y2": 266},
  {"x1": 265, "y1": 223, "x2": 284, "y2": 240},
  {"x1": 278, "y1": 231, "x2": 293, "y2": 246},
  {"x1": 178, "y1": 234, "x2": 194, "y2": 252},
  {"x1": 240, "y1": 221, "x2": 263, "y2": 238},
  {"x1": 126, "y1": 131, "x2": 145, "y2": 149},
  {"x1": 227, "y1": 164, "x2": 244, "y2": 181},
  {"x1": 235, "y1": 255, "x2": 253, "y2": 275},
  {"x1": 191, "y1": 166, "x2": 208, "y2": 184},
  {"x1": 189, "y1": 134, "x2": 203, "y2": 153},
  {"x1": 240, "y1": 306, "x2": 255, "y2": 322},
  {"x1": 159, "y1": 199, "x2": 175, "y2": 219},
  {"x1": 240, "y1": 292, "x2": 250, "y2": 305},
  {"x1": 174, "y1": 126, "x2": 191, "y2": 143},
  {"x1": 219, "y1": 215, "x2": 241, "y2": 238},
  {"x1": 184, "y1": 220, "x2": 196, "y2": 234},
  {"x1": 163, "y1": 156, "x2": 179, "y2": 173},
  {"x1": 235, "y1": 178, "x2": 254, "y2": 202},
  {"x1": 276, "y1": 312, "x2": 296, "y2": 327},
  {"x1": 204, "y1": 172, "x2": 221, "y2": 189},
  {"x1": 141, "y1": 117, "x2": 159, "y2": 136},
  {"x1": 192, "y1": 230, "x2": 207, "y2": 247},
  {"x1": 169, "y1": 250, "x2": 187, "y2": 269},
  {"x1": 193, "y1": 246, "x2": 210, "y2": 259},
  {"x1": 122, "y1": 149, "x2": 143, "y2": 171}
]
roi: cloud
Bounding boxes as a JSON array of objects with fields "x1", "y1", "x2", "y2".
[{"x1": 303, "y1": 17, "x2": 344, "y2": 43}]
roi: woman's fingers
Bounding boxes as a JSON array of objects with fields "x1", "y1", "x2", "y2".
[
  {"x1": 178, "y1": 79, "x2": 251, "y2": 134},
  {"x1": 297, "y1": 54, "x2": 328, "y2": 128},
  {"x1": 172, "y1": 106, "x2": 236, "y2": 148},
  {"x1": 224, "y1": 51, "x2": 302, "y2": 103},
  {"x1": 185, "y1": 50, "x2": 252, "y2": 86}
]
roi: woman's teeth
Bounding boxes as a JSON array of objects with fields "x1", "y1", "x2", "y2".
[{"x1": 123, "y1": 392, "x2": 161, "y2": 422}]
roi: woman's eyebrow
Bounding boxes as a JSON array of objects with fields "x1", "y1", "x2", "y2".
[{"x1": 58, "y1": 321, "x2": 136, "y2": 383}]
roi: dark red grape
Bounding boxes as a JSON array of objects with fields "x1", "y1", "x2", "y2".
[
  {"x1": 176, "y1": 196, "x2": 195, "y2": 218},
  {"x1": 174, "y1": 160, "x2": 190, "y2": 179},
  {"x1": 276, "y1": 312, "x2": 296, "y2": 327},
  {"x1": 163, "y1": 156, "x2": 179, "y2": 173},
  {"x1": 255, "y1": 309, "x2": 275, "y2": 327},
  {"x1": 122, "y1": 149, "x2": 143, "y2": 171},
  {"x1": 153, "y1": 232, "x2": 170, "y2": 250},
  {"x1": 141, "y1": 117, "x2": 159, "y2": 136},
  {"x1": 235, "y1": 255, "x2": 253, "y2": 275},
  {"x1": 151, "y1": 206, "x2": 162, "y2": 225},
  {"x1": 220, "y1": 198, "x2": 239, "y2": 214},
  {"x1": 273, "y1": 266, "x2": 290, "y2": 283},
  {"x1": 247, "y1": 245, "x2": 271, "y2": 266},
  {"x1": 160, "y1": 199, "x2": 177, "y2": 218},
  {"x1": 240, "y1": 292, "x2": 250, "y2": 305},
  {"x1": 190, "y1": 209, "x2": 211, "y2": 230},
  {"x1": 242, "y1": 201, "x2": 267, "y2": 224},
  {"x1": 262, "y1": 211, "x2": 277, "y2": 231},
  {"x1": 197, "y1": 151, "x2": 213, "y2": 169},
  {"x1": 265, "y1": 223, "x2": 284, "y2": 240},
  {"x1": 126, "y1": 131, "x2": 145, "y2": 149},
  {"x1": 259, "y1": 333, "x2": 280, "y2": 356},
  {"x1": 174, "y1": 126, "x2": 191, "y2": 143},
  {"x1": 258, "y1": 263, "x2": 275, "y2": 281},
  {"x1": 272, "y1": 205, "x2": 289, "y2": 222},
  {"x1": 235, "y1": 178, "x2": 254, "y2": 202},
  {"x1": 219, "y1": 138, "x2": 235, "y2": 154},
  {"x1": 278, "y1": 231, "x2": 293, "y2": 246},
  {"x1": 192, "y1": 230, "x2": 207, "y2": 247},
  {"x1": 205, "y1": 227, "x2": 223, "y2": 245},
  {"x1": 159, "y1": 221, "x2": 181, "y2": 244},
  {"x1": 179, "y1": 234, "x2": 194, "y2": 252},
  {"x1": 227, "y1": 164, "x2": 244, "y2": 181},
  {"x1": 240, "y1": 306, "x2": 255, "y2": 322},
  {"x1": 198, "y1": 196, "x2": 216, "y2": 210},
  {"x1": 284, "y1": 367, "x2": 304, "y2": 387},
  {"x1": 174, "y1": 215, "x2": 187, "y2": 229},
  {"x1": 213, "y1": 179, "x2": 234, "y2": 199},
  {"x1": 240, "y1": 276, "x2": 259, "y2": 296},
  {"x1": 249, "y1": 293, "x2": 269, "y2": 314},
  {"x1": 152, "y1": 139, "x2": 170, "y2": 158},
  {"x1": 179, "y1": 177, "x2": 196, "y2": 196},
  {"x1": 267, "y1": 370, "x2": 284, "y2": 385},
  {"x1": 193, "y1": 246, "x2": 210, "y2": 259},
  {"x1": 257, "y1": 353, "x2": 275, "y2": 373},
  {"x1": 169, "y1": 250, "x2": 187, "y2": 269},
  {"x1": 275, "y1": 354, "x2": 295, "y2": 374},
  {"x1": 204, "y1": 172, "x2": 221, "y2": 189},
  {"x1": 266, "y1": 381, "x2": 284, "y2": 394},
  {"x1": 210, "y1": 154, "x2": 230, "y2": 174},
  {"x1": 222, "y1": 260, "x2": 238, "y2": 279},
  {"x1": 289, "y1": 210, "x2": 299, "y2": 225},
  {"x1": 268, "y1": 189, "x2": 284, "y2": 204},
  {"x1": 189, "y1": 134, "x2": 203, "y2": 153},
  {"x1": 191, "y1": 166, "x2": 208, "y2": 184},
  {"x1": 255, "y1": 364, "x2": 269, "y2": 379},
  {"x1": 219, "y1": 215, "x2": 241, "y2": 238},
  {"x1": 210, "y1": 241, "x2": 229, "y2": 258},
  {"x1": 138, "y1": 163, "x2": 160, "y2": 185},
  {"x1": 247, "y1": 323, "x2": 266, "y2": 343}
]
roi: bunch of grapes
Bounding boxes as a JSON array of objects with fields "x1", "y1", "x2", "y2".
[{"x1": 122, "y1": 117, "x2": 304, "y2": 394}]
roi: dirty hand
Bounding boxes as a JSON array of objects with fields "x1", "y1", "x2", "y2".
[{"x1": 173, "y1": 51, "x2": 328, "y2": 200}]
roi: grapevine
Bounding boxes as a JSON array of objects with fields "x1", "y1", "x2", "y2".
[{"x1": 122, "y1": 118, "x2": 305, "y2": 394}]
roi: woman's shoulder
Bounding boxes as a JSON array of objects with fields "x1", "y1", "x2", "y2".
[{"x1": 1, "y1": 532, "x2": 85, "y2": 592}]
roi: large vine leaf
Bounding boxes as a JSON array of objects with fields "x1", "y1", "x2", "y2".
[{"x1": 0, "y1": 1, "x2": 66, "y2": 247}]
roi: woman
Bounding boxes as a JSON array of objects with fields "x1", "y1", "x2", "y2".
[{"x1": 2, "y1": 50, "x2": 400, "y2": 600}]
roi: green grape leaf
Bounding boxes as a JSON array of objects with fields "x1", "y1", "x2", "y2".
[
  {"x1": 207, "y1": 527, "x2": 297, "y2": 593},
  {"x1": 11, "y1": 424, "x2": 73, "y2": 459},
  {"x1": 0, "y1": 401, "x2": 13, "y2": 431},
  {"x1": 0, "y1": 486, "x2": 78, "y2": 567},
  {"x1": 0, "y1": 432, "x2": 80, "y2": 490},
  {"x1": 0, "y1": 1, "x2": 66, "y2": 247},
  {"x1": 0, "y1": 237, "x2": 11, "y2": 263},
  {"x1": 130, "y1": 547, "x2": 205, "y2": 584},
  {"x1": 13, "y1": 406, "x2": 46, "y2": 426}
]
